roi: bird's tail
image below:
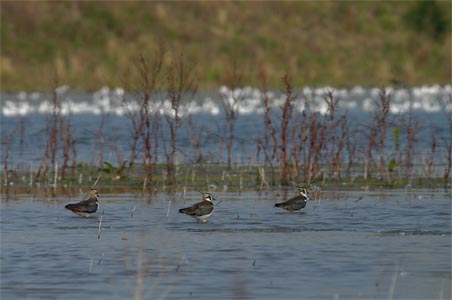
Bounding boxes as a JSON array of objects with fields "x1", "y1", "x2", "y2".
[
  {"x1": 65, "y1": 204, "x2": 80, "y2": 212},
  {"x1": 274, "y1": 203, "x2": 282, "y2": 208}
]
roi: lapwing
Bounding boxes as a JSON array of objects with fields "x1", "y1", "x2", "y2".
[
  {"x1": 179, "y1": 192, "x2": 215, "y2": 222},
  {"x1": 65, "y1": 188, "x2": 99, "y2": 216},
  {"x1": 274, "y1": 187, "x2": 309, "y2": 212}
]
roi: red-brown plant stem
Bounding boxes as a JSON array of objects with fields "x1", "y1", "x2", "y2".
[
  {"x1": 36, "y1": 83, "x2": 61, "y2": 181},
  {"x1": 220, "y1": 60, "x2": 242, "y2": 169},
  {"x1": 426, "y1": 130, "x2": 436, "y2": 176},
  {"x1": 122, "y1": 50, "x2": 163, "y2": 193},
  {"x1": 442, "y1": 111, "x2": 452, "y2": 189},
  {"x1": 259, "y1": 66, "x2": 277, "y2": 185},
  {"x1": 280, "y1": 74, "x2": 295, "y2": 185},
  {"x1": 377, "y1": 89, "x2": 391, "y2": 178},
  {"x1": 345, "y1": 126, "x2": 358, "y2": 178},
  {"x1": 309, "y1": 114, "x2": 326, "y2": 182},
  {"x1": 364, "y1": 123, "x2": 377, "y2": 180},
  {"x1": 404, "y1": 106, "x2": 417, "y2": 180},
  {"x1": 297, "y1": 109, "x2": 309, "y2": 181},
  {"x1": 334, "y1": 116, "x2": 347, "y2": 178},
  {"x1": 324, "y1": 90, "x2": 339, "y2": 178},
  {"x1": 2, "y1": 127, "x2": 18, "y2": 197},
  {"x1": 187, "y1": 116, "x2": 204, "y2": 163},
  {"x1": 60, "y1": 118, "x2": 76, "y2": 179},
  {"x1": 165, "y1": 53, "x2": 197, "y2": 187}
]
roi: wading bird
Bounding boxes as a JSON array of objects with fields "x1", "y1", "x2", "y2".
[
  {"x1": 274, "y1": 187, "x2": 310, "y2": 212},
  {"x1": 65, "y1": 188, "x2": 99, "y2": 216},
  {"x1": 179, "y1": 192, "x2": 215, "y2": 222}
]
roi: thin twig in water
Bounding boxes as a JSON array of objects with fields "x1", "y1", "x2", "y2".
[
  {"x1": 53, "y1": 160, "x2": 58, "y2": 196},
  {"x1": 89, "y1": 257, "x2": 94, "y2": 273},
  {"x1": 166, "y1": 200, "x2": 171, "y2": 219},
  {"x1": 98, "y1": 252, "x2": 105, "y2": 265},
  {"x1": 388, "y1": 264, "x2": 399, "y2": 300},
  {"x1": 97, "y1": 215, "x2": 103, "y2": 239},
  {"x1": 142, "y1": 177, "x2": 147, "y2": 195},
  {"x1": 91, "y1": 174, "x2": 101, "y2": 189}
]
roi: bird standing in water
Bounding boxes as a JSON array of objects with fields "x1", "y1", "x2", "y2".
[
  {"x1": 65, "y1": 188, "x2": 99, "y2": 216},
  {"x1": 274, "y1": 187, "x2": 310, "y2": 212},
  {"x1": 179, "y1": 192, "x2": 215, "y2": 222}
]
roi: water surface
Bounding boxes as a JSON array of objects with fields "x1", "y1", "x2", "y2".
[{"x1": 1, "y1": 190, "x2": 451, "y2": 299}]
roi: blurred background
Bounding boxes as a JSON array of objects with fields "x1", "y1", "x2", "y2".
[{"x1": 1, "y1": 0, "x2": 451, "y2": 91}]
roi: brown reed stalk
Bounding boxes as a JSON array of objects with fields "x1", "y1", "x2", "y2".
[
  {"x1": 122, "y1": 94, "x2": 144, "y2": 170},
  {"x1": 299, "y1": 109, "x2": 310, "y2": 179},
  {"x1": 404, "y1": 106, "x2": 419, "y2": 181},
  {"x1": 310, "y1": 116, "x2": 326, "y2": 182},
  {"x1": 220, "y1": 60, "x2": 242, "y2": 169},
  {"x1": 165, "y1": 53, "x2": 197, "y2": 187},
  {"x1": 60, "y1": 119, "x2": 70, "y2": 178},
  {"x1": 333, "y1": 115, "x2": 348, "y2": 178},
  {"x1": 18, "y1": 117, "x2": 25, "y2": 161},
  {"x1": 323, "y1": 89, "x2": 340, "y2": 178},
  {"x1": 363, "y1": 123, "x2": 377, "y2": 180},
  {"x1": 290, "y1": 116, "x2": 301, "y2": 180},
  {"x1": 442, "y1": 112, "x2": 452, "y2": 189},
  {"x1": 121, "y1": 50, "x2": 164, "y2": 193},
  {"x1": 279, "y1": 74, "x2": 296, "y2": 186},
  {"x1": 345, "y1": 126, "x2": 358, "y2": 178},
  {"x1": 2, "y1": 127, "x2": 18, "y2": 198},
  {"x1": 290, "y1": 109, "x2": 309, "y2": 181},
  {"x1": 94, "y1": 114, "x2": 109, "y2": 170},
  {"x1": 187, "y1": 116, "x2": 204, "y2": 163},
  {"x1": 376, "y1": 89, "x2": 391, "y2": 178},
  {"x1": 138, "y1": 54, "x2": 160, "y2": 188},
  {"x1": 259, "y1": 66, "x2": 277, "y2": 186},
  {"x1": 36, "y1": 80, "x2": 62, "y2": 183},
  {"x1": 60, "y1": 118, "x2": 76, "y2": 179},
  {"x1": 426, "y1": 130, "x2": 436, "y2": 177}
]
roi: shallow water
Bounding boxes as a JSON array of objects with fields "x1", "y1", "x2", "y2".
[{"x1": 1, "y1": 190, "x2": 451, "y2": 299}]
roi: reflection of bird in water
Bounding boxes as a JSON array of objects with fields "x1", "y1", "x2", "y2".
[
  {"x1": 65, "y1": 188, "x2": 99, "y2": 216},
  {"x1": 179, "y1": 192, "x2": 215, "y2": 222},
  {"x1": 274, "y1": 187, "x2": 310, "y2": 212}
]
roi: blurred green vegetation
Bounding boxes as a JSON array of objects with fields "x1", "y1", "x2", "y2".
[{"x1": 1, "y1": 1, "x2": 450, "y2": 91}]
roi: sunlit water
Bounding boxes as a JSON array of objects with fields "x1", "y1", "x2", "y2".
[{"x1": 1, "y1": 190, "x2": 450, "y2": 299}]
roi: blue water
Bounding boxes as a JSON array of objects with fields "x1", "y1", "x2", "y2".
[{"x1": 1, "y1": 190, "x2": 451, "y2": 299}]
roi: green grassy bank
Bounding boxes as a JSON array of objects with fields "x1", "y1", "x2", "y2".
[
  {"x1": 2, "y1": 162, "x2": 450, "y2": 199},
  {"x1": 1, "y1": 1, "x2": 451, "y2": 91}
]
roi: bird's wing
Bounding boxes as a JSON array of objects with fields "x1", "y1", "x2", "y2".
[{"x1": 189, "y1": 201, "x2": 213, "y2": 216}]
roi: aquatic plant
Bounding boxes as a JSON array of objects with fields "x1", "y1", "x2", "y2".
[
  {"x1": 257, "y1": 66, "x2": 277, "y2": 186},
  {"x1": 121, "y1": 50, "x2": 164, "y2": 193},
  {"x1": 323, "y1": 89, "x2": 339, "y2": 178},
  {"x1": 279, "y1": 74, "x2": 296, "y2": 186},
  {"x1": 220, "y1": 60, "x2": 243, "y2": 169},
  {"x1": 441, "y1": 109, "x2": 452, "y2": 189},
  {"x1": 34, "y1": 79, "x2": 76, "y2": 195},
  {"x1": 1, "y1": 126, "x2": 18, "y2": 198},
  {"x1": 164, "y1": 53, "x2": 197, "y2": 187},
  {"x1": 376, "y1": 89, "x2": 391, "y2": 179}
]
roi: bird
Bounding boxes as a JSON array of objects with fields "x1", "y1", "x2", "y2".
[
  {"x1": 274, "y1": 187, "x2": 310, "y2": 212},
  {"x1": 179, "y1": 192, "x2": 215, "y2": 222},
  {"x1": 65, "y1": 188, "x2": 99, "y2": 216}
]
